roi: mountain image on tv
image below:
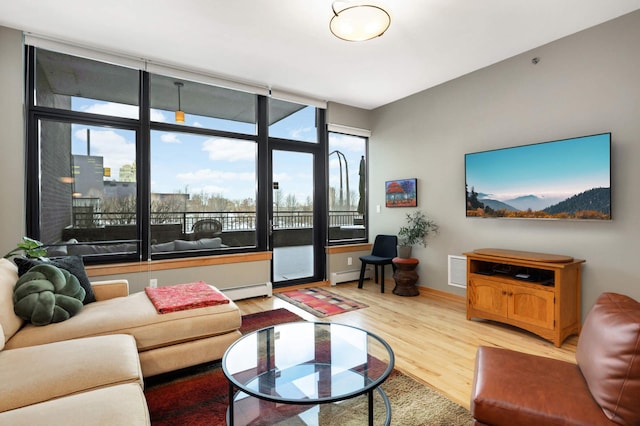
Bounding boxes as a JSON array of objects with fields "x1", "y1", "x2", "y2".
[{"x1": 465, "y1": 133, "x2": 611, "y2": 220}]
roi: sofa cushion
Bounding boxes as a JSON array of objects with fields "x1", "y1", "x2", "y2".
[
  {"x1": 13, "y1": 264, "x2": 85, "y2": 325},
  {"x1": 0, "y1": 383, "x2": 150, "y2": 426},
  {"x1": 0, "y1": 259, "x2": 24, "y2": 343},
  {"x1": 576, "y1": 292, "x2": 640, "y2": 425},
  {"x1": 151, "y1": 241, "x2": 175, "y2": 252},
  {"x1": 0, "y1": 334, "x2": 142, "y2": 412},
  {"x1": 4, "y1": 289, "x2": 241, "y2": 353},
  {"x1": 15, "y1": 255, "x2": 96, "y2": 304},
  {"x1": 174, "y1": 237, "x2": 222, "y2": 251},
  {"x1": 67, "y1": 242, "x2": 137, "y2": 256}
]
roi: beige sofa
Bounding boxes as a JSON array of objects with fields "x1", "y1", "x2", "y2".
[
  {"x1": 0, "y1": 334, "x2": 149, "y2": 425},
  {"x1": 0, "y1": 258, "x2": 243, "y2": 424}
]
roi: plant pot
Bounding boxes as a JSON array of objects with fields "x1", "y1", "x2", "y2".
[{"x1": 397, "y1": 245, "x2": 412, "y2": 259}]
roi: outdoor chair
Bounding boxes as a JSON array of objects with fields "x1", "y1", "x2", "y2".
[
  {"x1": 191, "y1": 219, "x2": 222, "y2": 240},
  {"x1": 358, "y1": 234, "x2": 397, "y2": 293}
]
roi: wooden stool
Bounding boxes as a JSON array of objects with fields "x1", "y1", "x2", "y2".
[{"x1": 392, "y1": 257, "x2": 420, "y2": 296}]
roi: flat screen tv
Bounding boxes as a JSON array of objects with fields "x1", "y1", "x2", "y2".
[{"x1": 465, "y1": 133, "x2": 611, "y2": 220}]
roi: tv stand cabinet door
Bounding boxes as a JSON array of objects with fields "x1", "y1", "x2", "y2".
[
  {"x1": 508, "y1": 286, "x2": 555, "y2": 331},
  {"x1": 467, "y1": 277, "x2": 508, "y2": 320}
]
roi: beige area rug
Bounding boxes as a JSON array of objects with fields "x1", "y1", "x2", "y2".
[
  {"x1": 307, "y1": 369, "x2": 472, "y2": 426},
  {"x1": 381, "y1": 370, "x2": 472, "y2": 425}
]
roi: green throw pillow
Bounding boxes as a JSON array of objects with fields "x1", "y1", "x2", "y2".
[
  {"x1": 14, "y1": 255, "x2": 96, "y2": 304},
  {"x1": 13, "y1": 264, "x2": 86, "y2": 326}
]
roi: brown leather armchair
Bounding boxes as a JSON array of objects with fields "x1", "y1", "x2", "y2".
[{"x1": 470, "y1": 292, "x2": 640, "y2": 425}]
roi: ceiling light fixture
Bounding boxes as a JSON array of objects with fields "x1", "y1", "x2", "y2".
[
  {"x1": 330, "y1": 1, "x2": 390, "y2": 42},
  {"x1": 174, "y1": 82, "x2": 185, "y2": 123}
]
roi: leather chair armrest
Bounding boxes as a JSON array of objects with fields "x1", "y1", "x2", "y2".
[{"x1": 91, "y1": 279, "x2": 130, "y2": 300}]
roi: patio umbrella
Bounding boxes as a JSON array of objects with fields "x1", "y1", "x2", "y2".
[{"x1": 357, "y1": 156, "x2": 366, "y2": 214}]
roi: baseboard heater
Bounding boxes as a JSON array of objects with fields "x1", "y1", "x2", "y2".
[
  {"x1": 221, "y1": 282, "x2": 273, "y2": 301},
  {"x1": 330, "y1": 267, "x2": 371, "y2": 286}
]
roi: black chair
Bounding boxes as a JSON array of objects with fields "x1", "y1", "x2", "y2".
[{"x1": 358, "y1": 235, "x2": 397, "y2": 293}]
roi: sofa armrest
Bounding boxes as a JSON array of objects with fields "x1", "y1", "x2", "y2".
[{"x1": 91, "y1": 279, "x2": 130, "y2": 301}]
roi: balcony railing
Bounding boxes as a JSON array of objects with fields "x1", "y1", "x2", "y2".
[{"x1": 71, "y1": 210, "x2": 363, "y2": 233}]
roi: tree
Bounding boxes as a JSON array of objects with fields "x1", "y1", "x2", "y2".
[{"x1": 285, "y1": 193, "x2": 298, "y2": 210}]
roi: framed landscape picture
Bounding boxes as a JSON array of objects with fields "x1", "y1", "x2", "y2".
[{"x1": 385, "y1": 178, "x2": 417, "y2": 207}]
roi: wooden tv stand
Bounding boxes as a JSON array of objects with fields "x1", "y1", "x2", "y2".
[{"x1": 464, "y1": 248, "x2": 585, "y2": 347}]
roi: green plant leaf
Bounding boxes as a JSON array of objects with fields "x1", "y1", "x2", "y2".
[
  {"x1": 397, "y1": 211, "x2": 438, "y2": 247},
  {"x1": 3, "y1": 237, "x2": 46, "y2": 259}
]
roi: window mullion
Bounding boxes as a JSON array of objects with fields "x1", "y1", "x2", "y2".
[{"x1": 139, "y1": 71, "x2": 151, "y2": 261}]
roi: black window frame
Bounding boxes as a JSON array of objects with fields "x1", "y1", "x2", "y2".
[
  {"x1": 24, "y1": 45, "x2": 334, "y2": 264},
  {"x1": 326, "y1": 130, "x2": 369, "y2": 246}
]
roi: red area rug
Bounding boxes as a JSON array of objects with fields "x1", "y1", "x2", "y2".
[
  {"x1": 145, "y1": 308, "x2": 303, "y2": 425},
  {"x1": 274, "y1": 287, "x2": 368, "y2": 317}
]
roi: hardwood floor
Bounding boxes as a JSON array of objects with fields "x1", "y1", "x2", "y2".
[{"x1": 235, "y1": 280, "x2": 579, "y2": 410}]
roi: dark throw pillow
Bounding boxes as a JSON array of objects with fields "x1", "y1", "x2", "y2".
[
  {"x1": 13, "y1": 264, "x2": 85, "y2": 326},
  {"x1": 14, "y1": 255, "x2": 96, "y2": 304}
]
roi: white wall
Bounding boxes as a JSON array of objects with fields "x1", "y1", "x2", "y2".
[{"x1": 370, "y1": 10, "x2": 640, "y2": 317}]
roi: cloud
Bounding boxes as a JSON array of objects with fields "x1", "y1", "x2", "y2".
[
  {"x1": 74, "y1": 128, "x2": 135, "y2": 180},
  {"x1": 273, "y1": 172, "x2": 291, "y2": 182},
  {"x1": 176, "y1": 169, "x2": 255, "y2": 183},
  {"x1": 80, "y1": 102, "x2": 138, "y2": 119},
  {"x1": 329, "y1": 133, "x2": 366, "y2": 152},
  {"x1": 151, "y1": 110, "x2": 167, "y2": 122},
  {"x1": 290, "y1": 126, "x2": 315, "y2": 141},
  {"x1": 202, "y1": 138, "x2": 256, "y2": 161},
  {"x1": 160, "y1": 133, "x2": 182, "y2": 144},
  {"x1": 175, "y1": 169, "x2": 255, "y2": 196},
  {"x1": 77, "y1": 102, "x2": 167, "y2": 122}
]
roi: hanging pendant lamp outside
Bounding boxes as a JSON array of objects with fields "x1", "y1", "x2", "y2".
[
  {"x1": 330, "y1": 1, "x2": 390, "y2": 42},
  {"x1": 174, "y1": 82, "x2": 185, "y2": 123}
]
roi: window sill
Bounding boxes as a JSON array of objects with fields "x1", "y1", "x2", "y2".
[{"x1": 85, "y1": 251, "x2": 272, "y2": 278}]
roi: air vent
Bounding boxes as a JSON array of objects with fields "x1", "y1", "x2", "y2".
[{"x1": 448, "y1": 255, "x2": 467, "y2": 288}]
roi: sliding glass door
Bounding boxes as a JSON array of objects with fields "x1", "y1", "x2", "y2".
[{"x1": 271, "y1": 150, "x2": 316, "y2": 284}]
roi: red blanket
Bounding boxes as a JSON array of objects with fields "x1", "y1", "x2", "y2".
[{"x1": 145, "y1": 281, "x2": 229, "y2": 314}]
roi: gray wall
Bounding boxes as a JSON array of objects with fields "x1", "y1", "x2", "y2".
[
  {"x1": 0, "y1": 27, "x2": 26, "y2": 256},
  {"x1": 327, "y1": 101, "x2": 371, "y2": 130},
  {"x1": 92, "y1": 260, "x2": 271, "y2": 295},
  {"x1": 369, "y1": 10, "x2": 640, "y2": 317},
  {"x1": 2, "y1": 10, "x2": 640, "y2": 316}
]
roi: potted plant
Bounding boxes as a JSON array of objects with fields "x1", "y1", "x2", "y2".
[
  {"x1": 3, "y1": 237, "x2": 47, "y2": 259},
  {"x1": 397, "y1": 210, "x2": 438, "y2": 258}
]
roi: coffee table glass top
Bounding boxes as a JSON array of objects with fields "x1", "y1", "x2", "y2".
[{"x1": 223, "y1": 322, "x2": 395, "y2": 404}]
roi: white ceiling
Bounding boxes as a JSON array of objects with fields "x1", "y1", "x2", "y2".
[{"x1": 1, "y1": 1, "x2": 640, "y2": 110}]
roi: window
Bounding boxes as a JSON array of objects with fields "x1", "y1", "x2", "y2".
[
  {"x1": 150, "y1": 131, "x2": 258, "y2": 252},
  {"x1": 149, "y1": 74, "x2": 257, "y2": 134},
  {"x1": 328, "y1": 131, "x2": 367, "y2": 243},
  {"x1": 268, "y1": 100, "x2": 318, "y2": 143},
  {"x1": 35, "y1": 48, "x2": 139, "y2": 119},
  {"x1": 26, "y1": 45, "x2": 329, "y2": 264},
  {"x1": 36, "y1": 119, "x2": 140, "y2": 258}
]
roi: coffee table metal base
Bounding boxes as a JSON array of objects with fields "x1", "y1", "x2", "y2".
[{"x1": 227, "y1": 385, "x2": 391, "y2": 426}]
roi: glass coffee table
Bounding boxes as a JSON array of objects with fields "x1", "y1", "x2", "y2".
[{"x1": 222, "y1": 322, "x2": 395, "y2": 425}]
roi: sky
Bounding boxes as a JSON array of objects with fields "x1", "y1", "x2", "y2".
[
  {"x1": 70, "y1": 98, "x2": 365, "y2": 207},
  {"x1": 465, "y1": 133, "x2": 611, "y2": 201}
]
